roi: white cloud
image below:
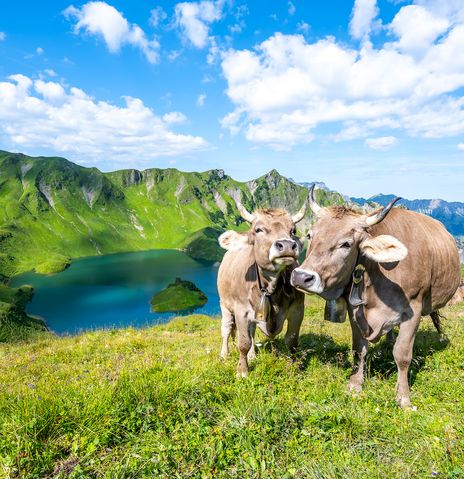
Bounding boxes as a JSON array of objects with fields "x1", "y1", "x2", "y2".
[
  {"x1": 0, "y1": 74, "x2": 208, "y2": 164},
  {"x1": 458, "y1": 143, "x2": 464, "y2": 151},
  {"x1": 174, "y1": 0, "x2": 223, "y2": 48},
  {"x1": 0, "y1": 32, "x2": 5, "y2": 41},
  {"x1": 36, "y1": 47, "x2": 44, "y2": 55},
  {"x1": 162, "y1": 111, "x2": 187, "y2": 124},
  {"x1": 349, "y1": 0, "x2": 379, "y2": 40},
  {"x1": 220, "y1": 1, "x2": 464, "y2": 150},
  {"x1": 64, "y1": 2, "x2": 159, "y2": 64},
  {"x1": 43, "y1": 69, "x2": 57, "y2": 77},
  {"x1": 149, "y1": 6, "x2": 167, "y2": 28},
  {"x1": 365, "y1": 136, "x2": 398, "y2": 150},
  {"x1": 288, "y1": 2, "x2": 296, "y2": 16},
  {"x1": 197, "y1": 93, "x2": 206, "y2": 107},
  {"x1": 296, "y1": 21, "x2": 310, "y2": 34},
  {"x1": 389, "y1": 5, "x2": 450, "y2": 56}
]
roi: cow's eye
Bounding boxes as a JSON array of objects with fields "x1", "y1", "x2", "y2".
[
  {"x1": 340, "y1": 241, "x2": 351, "y2": 249},
  {"x1": 306, "y1": 232, "x2": 311, "y2": 240},
  {"x1": 255, "y1": 227, "x2": 264, "y2": 233},
  {"x1": 291, "y1": 227, "x2": 296, "y2": 235}
]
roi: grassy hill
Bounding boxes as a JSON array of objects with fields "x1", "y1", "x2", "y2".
[
  {"x1": 0, "y1": 150, "x2": 344, "y2": 338},
  {"x1": 0, "y1": 297, "x2": 463, "y2": 478},
  {"x1": 0, "y1": 150, "x2": 343, "y2": 278},
  {"x1": 0, "y1": 284, "x2": 48, "y2": 343}
]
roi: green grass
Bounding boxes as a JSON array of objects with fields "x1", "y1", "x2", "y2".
[
  {"x1": 1, "y1": 297, "x2": 463, "y2": 478},
  {"x1": 34, "y1": 256, "x2": 71, "y2": 275},
  {"x1": 0, "y1": 151, "x2": 334, "y2": 277},
  {"x1": 150, "y1": 278, "x2": 208, "y2": 313},
  {"x1": 0, "y1": 284, "x2": 48, "y2": 343}
]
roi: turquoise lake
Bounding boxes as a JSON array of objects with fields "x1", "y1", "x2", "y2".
[{"x1": 11, "y1": 250, "x2": 221, "y2": 335}]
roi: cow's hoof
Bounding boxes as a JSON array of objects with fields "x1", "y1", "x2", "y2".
[
  {"x1": 348, "y1": 382, "x2": 363, "y2": 395},
  {"x1": 220, "y1": 351, "x2": 229, "y2": 360},
  {"x1": 396, "y1": 396, "x2": 413, "y2": 409},
  {"x1": 236, "y1": 370, "x2": 248, "y2": 379}
]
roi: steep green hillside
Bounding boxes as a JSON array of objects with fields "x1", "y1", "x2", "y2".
[
  {"x1": 0, "y1": 284, "x2": 48, "y2": 342},
  {"x1": 0, "y1": 150, "x2": 343, "y2": 278},
  {"x1": 1, "y1": 299, "x2": 463, "y2": 478}
]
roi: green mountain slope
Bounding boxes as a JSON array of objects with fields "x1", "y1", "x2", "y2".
[{"x1": 0, "y1": 150, "x2": 343, "y2": 277}]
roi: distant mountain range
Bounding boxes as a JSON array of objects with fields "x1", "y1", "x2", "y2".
[
  {"x1": 350, "y1": 194, "x2": 464, "y2": 238},
  {"x1": 0, "y1": 149, "x2": 462, "y2": 279},
  {"x1": 0, "y1": 150, "x2": 343, "y2": 277}
]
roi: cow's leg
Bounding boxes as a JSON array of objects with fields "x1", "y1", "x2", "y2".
[
  {"x1": 393, "y1": 314, "x2": 420, "y2": 409},
  {"x1": 348, "y1": 308, "x2": 368, "y2": 393},
  {"x1": 236, "y1": 312, "x2": 252, "y2": 378},
  {"x1": 284, "y1": 296, "x2": 304, "y2": 354},
  {"x1": 247, "y1": 321, "x2": 257, "y2": 361},
  {"x1": 220, "y1": 304, "x2": 235, "y2": 359}
]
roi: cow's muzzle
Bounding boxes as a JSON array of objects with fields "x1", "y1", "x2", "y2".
[
  {"x1": 290, "y1": 268, "x2": 324, "y2": 294},
  {"x1": 269, "y1": 239, "x2": 299, "y2": 264}
]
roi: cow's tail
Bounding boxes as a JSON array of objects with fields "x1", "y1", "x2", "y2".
[{"x1": 430, "y1": 310, "x2": 443, "y2": 335}]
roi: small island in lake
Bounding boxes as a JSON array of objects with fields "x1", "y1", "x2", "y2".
[{"x1": 150, "y1": 278, "x2": 208, "y2": 313}]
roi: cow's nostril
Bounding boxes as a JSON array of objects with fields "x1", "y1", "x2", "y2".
[
  {"x1": 291, "y1": 242, "x2": 297, "y2": 250},
  {"x1": 275, "y1": 242, "x2": 284, "y2": 251},
  {"x1": 304, "y1": 274, "x2": 315, "y2": 284}
]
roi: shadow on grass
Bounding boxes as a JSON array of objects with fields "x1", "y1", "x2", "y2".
[
  {"x1": 260, "y1": 327, "x2": 450, "y2": 386},
  {"x1": 261, "y1": 332, "x2": 351, "y2": 370},
  {"x1": 365, "y1": 328, "x2": 449, "y2": 385}
]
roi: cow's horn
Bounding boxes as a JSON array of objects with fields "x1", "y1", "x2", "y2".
[
  {"x1": 365, "y1": 197, "x2": 402, "y2": 227},
  {"x1": 292, "y1": 196, "x2": 308, "y2": 224},
  {"x1": 234, "y1": 196, "x2": 255, "y2": 223},
  {"x1": 308, "y1": 184, "x2": 322, "y2": 216}
]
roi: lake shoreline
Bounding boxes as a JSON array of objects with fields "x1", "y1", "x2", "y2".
[{"x1": 10, "y1": 249, "x2": 221, "y2": 335}]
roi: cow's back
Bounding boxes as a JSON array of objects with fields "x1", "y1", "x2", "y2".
[{"x1": 370, "y1": 209, "x2": 460, "y2": 314}]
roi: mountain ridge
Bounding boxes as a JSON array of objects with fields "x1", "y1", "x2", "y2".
[
  {"x1": 0, "y1": 150, "x2": 342, "y2": 277},
  {"x1": 351, "y1": 193, "x2": 464, "y2": 237}
]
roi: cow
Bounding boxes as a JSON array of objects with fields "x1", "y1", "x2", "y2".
[
  {"x1": 291, "y1": 186, "x2": 460, "y2": 408},
  {"x1": 217, "y1": 197, "x2": 307, "y2": 377}
]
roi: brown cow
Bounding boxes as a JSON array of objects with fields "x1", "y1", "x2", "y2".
[
  {"x1": 218, "y1": 197, "x2": 307, "y2": 377},
  {"x1": 291, "y1": 187, "x2": 460, "y2": 408}
]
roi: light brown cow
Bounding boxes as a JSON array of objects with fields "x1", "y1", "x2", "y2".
[
  {"x1": 291, "y1": 187, "x2": 460, "y2": 408},
  {"x1": 218, "y1": 198, "x2": 307, "y2": 377}
]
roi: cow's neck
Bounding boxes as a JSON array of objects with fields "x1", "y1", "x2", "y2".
[{"x1": 257, "y1": 264, "x2": 284, "y2": 295}]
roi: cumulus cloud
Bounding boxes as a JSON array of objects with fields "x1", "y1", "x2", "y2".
[
  {"x1": 149, "y1": 6, "x2": 167, "y2": 28},
  {"x1": 288, "y1": 2, "x2": 296, "y2": 16},
  {"x1": 388, "y1": 5, "x2": 450, "y2": 56},
  {"x1": 196, "y1": 93, "x2": 206, "y2": 107},
  {"x1": 43, "y1": 69, "x2": 57, "y2": 77},
  {"x1": 64, "y1": 1, "x2": 159, "y2": 64},
  {"x1": 365, "y1": 136, "x2": 398, "y2": 150},
  {"x1": 296, "y1": 21, "x2": 310, "y2": 34},
  {"x1": 349, "y1": 0, "x2": 379, "y2": 40},
  {"x1": 174, "y1": 0, "x2": 223, "y2": 48},
  {"x1": 220, "y1": 1, "x2": 464, "y2": 150},
  {"x1": 0, "y1": 74, "x2": 208, "y2": 164},
  {"x1": 0, "y1": 32, "x2": 5, "y2": 41}
]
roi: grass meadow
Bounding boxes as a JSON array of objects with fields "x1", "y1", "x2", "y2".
[{"x1": 0, "y1": 296, "x2": 463, "y2": 478}]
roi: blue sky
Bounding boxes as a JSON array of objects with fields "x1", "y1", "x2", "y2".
[{"x1": 1, "y1": 0, "x2": 464, "y2": 200}]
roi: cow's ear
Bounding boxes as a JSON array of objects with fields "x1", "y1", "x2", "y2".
[
  {"x1": 218, "y1": 231, "x2": 249, "y2": 250},
  {"x1": 360, "y1": 235, "x2": 408, "y2": 263}
]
